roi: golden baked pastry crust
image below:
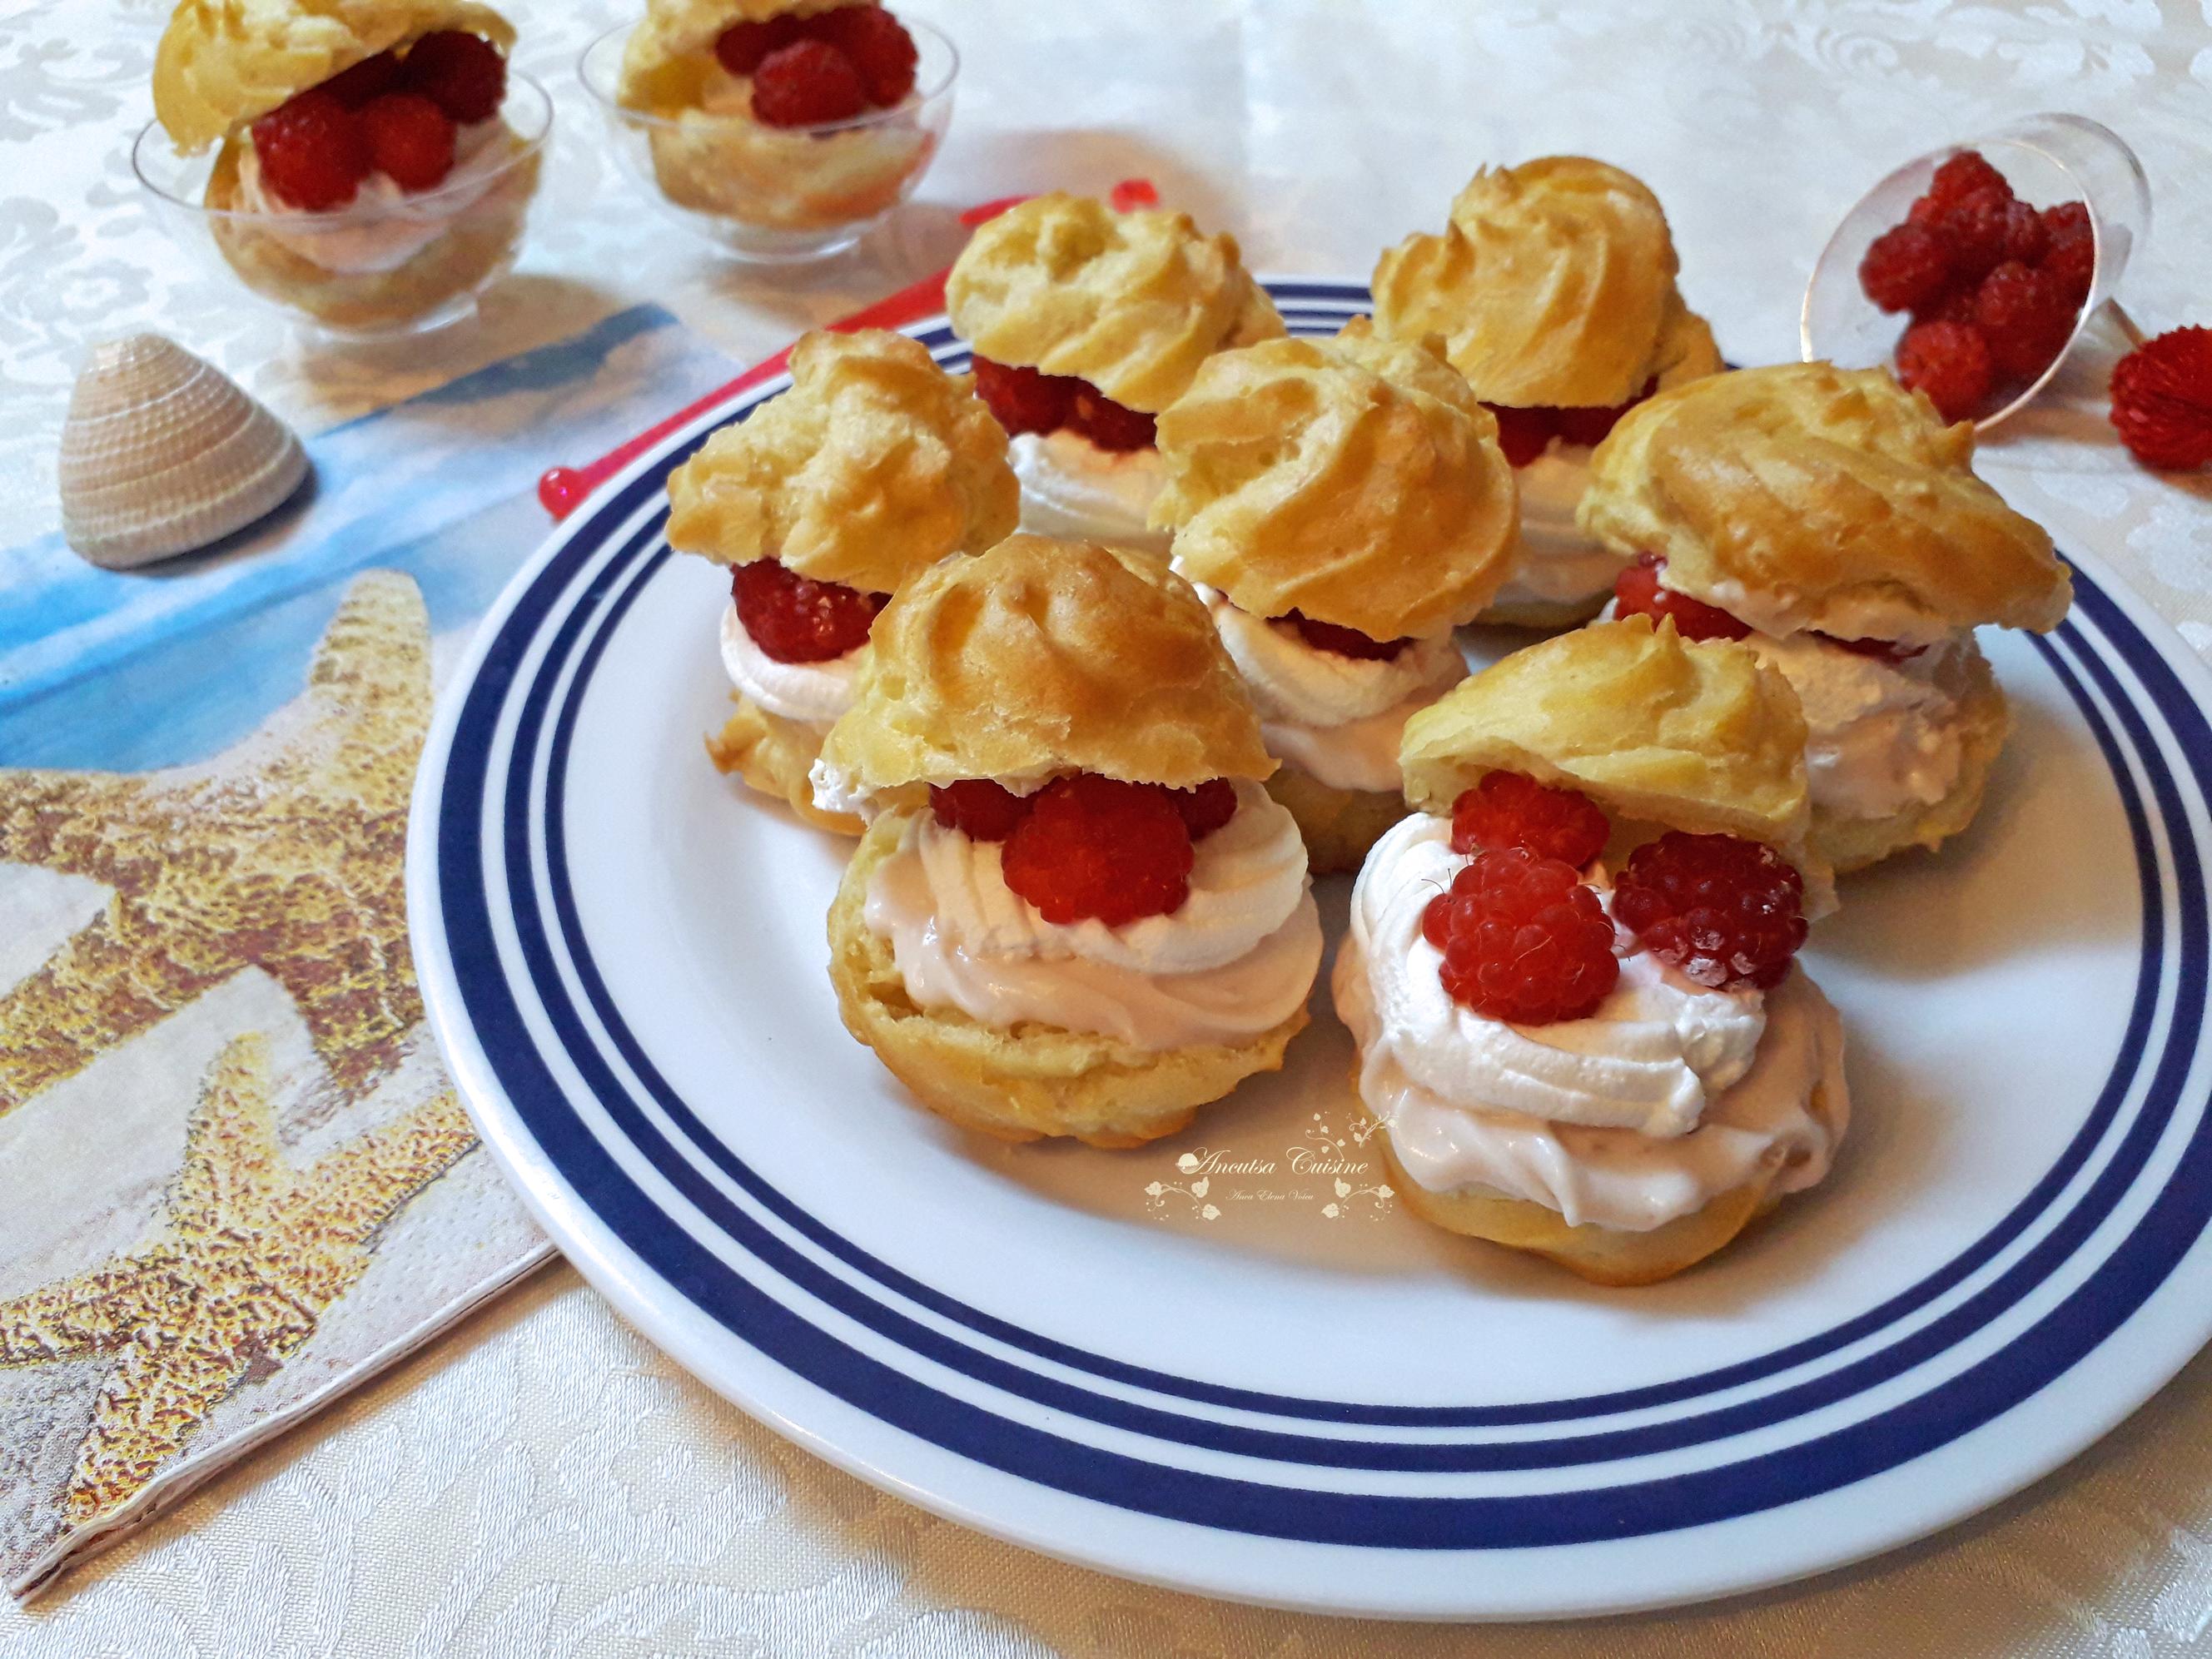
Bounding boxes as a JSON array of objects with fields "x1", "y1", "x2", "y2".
[
  {"x1": 1370, "y1": 156, "x2": 1719, "y2": 408},
  {"x1": 818, "y1": 534, "x2": 1275, "y2": 794},
  {"x1": 155, "y1": 0, "x2": 515, "y2": 154},
  {"x1": 1579, "y1": 361, "x2": 2070, "y2": 641},
  {"x1": 705, "y1": 693, "x2": 863, "y2": 835},
  {"x1": 1399, "y1": 617, "x2": 1824, "y2": 888},
  {"x1": 1262, "y1": 765, "x2": 1404, "y2": 877},
  {"x1": 666, "y1": 329, "x2": 1019, "y2": 594},
  {"x1": 828, "y1": 812, "x2": 1307, "y2": 1146},
  {"x1": 1151, "y1": 325, "x2": 1518, "y2": 639},
  {"x1": 946, "y1": 192, "x2": 1284, "y2": 413}
]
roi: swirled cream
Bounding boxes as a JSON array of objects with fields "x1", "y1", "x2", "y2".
[
  {"x1": 1490, "y1": 439, "x2": 1628, "y2": 612},
  {"x1": 1334, "y1": 812, "x2": 1847, "y2": 1230},
  {"x1": 719, "y1": 601, "x2": 862, "y2": 728},
  {"x1": 864, "y1": 781, "x2": 1321, "y2": 1049},
  {"x1": 1186, "y1": 578, "x2": 1465, "y2": 794},
  {"x1": 1746, "y1": 632, "x2": 1968, "y2": 822},
  {"x1": 236, "y1": 118, "x2": 513, "y2": 275},
  {"x1": 1010, "y1": 430, "x2": 1169, "y2": 554}
]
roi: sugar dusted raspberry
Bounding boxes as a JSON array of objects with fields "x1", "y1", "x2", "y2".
[
  {"x1": 1001, "y1": 774, "x2": 1195, "y2": 925},
  {"x1": 1164, "y1": 778, "x2": 1239, "y2": 840},
  {"x1": 971, "y1": 355, "x2": 1074, "y2": 435},
  {"x1": 929, "y1": 779, "x2": 1030, "y2": 841},
  {"x1": 1451, "y1": 772, "x2": 1609, "y2": 869},
  {"x1": 809, "y1": 6, "x2": 919, "y2": 106},
  {"x1": 1927, "y1": 150, "x2": 2011, "y2": 211},
  {"x1": 731, "y1": 559, "x2": 888, "y2": 663},
  {"x1": 1281, "y1": 609, "x2": 1411, "y2": 661},
  {"x1": 1420, "y1": 848, "x2": 1619, "y2": 1025},
  {"x1": 1859, "y1": 222, "x2": 1954, "y2": 315},
  {"x1": 1973, "y1": 261, "x2": 2074, "y2": 381},
  {"x1": 1552, "y1": 380, "x2": 1654, "y2": 449},
  {"x1": 1484, "y1": 402, "x2": 1555, "y2": 467},
  {"x1": 359, "y1": 92, "x2": 455, "y2": 191},
  {"x1": 402, "y1": 30, "x2": 506, "y2": 124},
  {"x1": 714, "y1": 15, "x2": 806, "y2": 75},
  {"x1": 752, "y1": 38, "x2": 868, "y2": 127},
  {"x1": 1068, "y1": 385, "x2": 1157, "y2": 451},
  {"x1": 250, "y1": 90, "x2": 372, "y2": 211},
  {"x1": 1938, "y1": 186, "x2": 2018, "y2": 286},
  {"x1": 2110, "y1": 326, "x2": 2212, "y2": 470},
  {"x1": 322, "y1": 50, "x2": 401, "y2": 108},
  {"x1": 1612, "y1": 554, "x2": 1752, "y2": 642},
  {"x1": 1613, "y1": 832, "x2": 1807, "y2": 991},
  {"x1": 1895, "y1": 320, "x2": 1994, "y2": 423}
]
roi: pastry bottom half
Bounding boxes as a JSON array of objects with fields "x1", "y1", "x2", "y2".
[
  {"x1": 705, "y1": 692, "x2": 862, "y2": 836},
  {"x1": 1474, "y1": 590, "x2": 1613, "y2": 631},
  {"x1": 645, "y1": 114, "x2": 929, "y2": 229},
  {"x1": 1263, "y1": 764, "x2": 1404, "y2": 877},
  {"x1": 828, "y1": 812, "x2": 1308, "y2": 1149},
  {"x1": 1811, "y1": 643, "x2": 2010, "y2": 875}
]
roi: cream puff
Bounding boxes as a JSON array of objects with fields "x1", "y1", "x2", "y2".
[
  {"x1": 1151, "y1": 319, "x2": 1519, "y2": 873},
  {"x1": 1371, "y1": 156, "x2": 1722, "y2": 625},
  {"x1": 1336, "y1": 618, "x2": 1847, "y2": 1284},
  {"x1": 946, "y1": 192, "x2": 1285, "y2": 556},
  {"x1": 1578, "y1": 360, "x2": 2072, "y2": 873},
  {"x1": 666, "y1": 327, "x2": 1018, "y2": 832},
  {"x1": 614, "y1": 0, "x2": 937, "y2": 232},
  {"x1": 153, "y1": 0, "x2": 542, "y2": 333},
  {"x1": 814, "y1": 534, "x2": 1322, "y2": 1147}
]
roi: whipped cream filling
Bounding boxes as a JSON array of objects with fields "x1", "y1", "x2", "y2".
[
  {"x1": 865, "y1": 782, "x2": 1320, "y2": 1049},
  {"x1": 1334, "y1": 812, "x2": 1847, "y2": 1231},
  {"x1": 1186, "y1": 576, "x2": 1465, "y2": 795},
  {"x1": 1494, "y1": 439, "x2": 1628, "y2": 609},
  {"x1": 1010, "y1": 430, "x2": 1168, "y2": 553},
  {"x1": 719, "y1": 600, "x2": 862, "y2": 728},
  {"x1": 1745, "y1": 632, "x2": 1968, "y2": 821},
  {"x1": 235, "y1": 117, "x2": 510, "y2": 274}
]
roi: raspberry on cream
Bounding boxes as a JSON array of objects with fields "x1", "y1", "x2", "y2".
[
  {"x1": 718, "y1": 602, "x2": 862, "y2": 729},
  {"x1": 234, "y1": 116, "x2": 515, "y2": 275}
]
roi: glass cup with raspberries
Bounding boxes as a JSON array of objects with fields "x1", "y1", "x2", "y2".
[
  {"x1": 581, "y1": 5, "x2": 958, "y2": 263},
  {"x1": 1802, "y1": 115, "x2": 2152, "y2": 430}
]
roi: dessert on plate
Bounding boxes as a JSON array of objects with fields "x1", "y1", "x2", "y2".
[
  {"x1": 152, "y1": 0, "x2": 543, "y2": 333},
  {"x1": 614, "y1": 0, "x2": 940, "y2": 233},
  {"x1": 1371, "y1": 156, "x2": 1722, "y2": 625},
  {"x1": 1335, "y1": 618, "x2": 1847, "y2": 1284},
  {"x1": 815, "y1": 534, "x2": 1323, "y2": 1147},
  {"x1": 1151, "y1": 319, "x2": 1519, "y2": 872},
  {"x1": 667, "y1": 327, "x2": 1018, "y2": 832},
  {"x1": 1579, "y1": 360, "x2": 2072, "y2": 872},
  {"x1": 947, "y1": 192, "x2": 1284, "y2": 556}
]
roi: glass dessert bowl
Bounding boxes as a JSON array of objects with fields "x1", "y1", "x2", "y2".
[
  {"x1": 1802, "y1": 113, "x2": 2150, "y2": 431},
  {"x1": 579, "y1": 12, "x2": 956, "y2": 264}
]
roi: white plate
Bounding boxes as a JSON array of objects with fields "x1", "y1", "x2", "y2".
[{"x1": 408, "y1": 279, "x2": 2212, "y2": 1621}]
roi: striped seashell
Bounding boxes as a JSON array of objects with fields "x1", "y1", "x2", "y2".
[{"x1": 58, "y1": 334, "x2": 310, "y2": 569}]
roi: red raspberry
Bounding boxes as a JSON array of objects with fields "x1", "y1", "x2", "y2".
[
  {"x1": 1912, "y1": 285, "x2": 1981, "y2": 328},
  {"x1": 1419, "y1": 848, "x2": 1620, "y2": 1025},
  {"x1": 1164, "y1": 778, "x2": 1239, "y2": 840},
  {"x1": 1613, "y1": 832, "x2": 1807, "y2": 991},
  {"x1": 1811, "y1": 633, "x2": 1926, "y2": 665},
  {"x1": 1973, "y1": 261, "x2": 2075, "y2": 381},
  {"x1": 809, "y1": 7, "x2": 919, "y2": 106},
  {"x1": 751, "y1": 38, "x2": 868, "y2": 127},
  {"x1": 321, "y1": 50, "x2": 401, "y2": 108},
  {"x1": 1281, "y1": 609, "x2": 1411, "y2": 661},
  {"x1": 249, "y1": 90, "x2": 372, "y2": 211},
  {"x1": 1484, "y1": 402, "x2": 1556, "y2": 467},
  {"x1": 2110, "y1": 326, "x2": 2212, "y2": 471},
  {"x1": 359, "y1": 92, "x2": 455, "y2": 191},
  {"x1": 1551, "y1": 380, "x2": 1654, "y2": 449},
  {"x1": 1859, "y1": 222, "x2": 1955, "y2": 315},
  {"x1": 1894, "y1": 320, "x2": 1994, "y2": 423},
  {"x1": 1936, "y1": 186, "x2": 2016, "y2": 286},
  {"x1": 714, "y1": 15, "x2": 805, "y2": 74},
  {"x1": 1612, "y1": 554, "x2": 1752, "y2": 642},
  {"x1": 1926, "y1": 150, "x2": 2011, "y2": 211},
  {"x1": 2041, "y1": 201, "x2": 2095, "y2": 308},
  {"x1": 1450, "y1": 772, "x2": 1610, "y2": 868},
  {"x1": 1996, "y1": 198, "x2": 2048, "y2": 266},
  {"x1": 1068, "y1": 385, "x2": 1157, "y2": 451},
  {"x1": 971, "y1": 355, "x2": 1074, "y2": 435},
  {"x1": 1001, "y1": 775, "x2": 1195, "y2": 926},
  {"x1": 730, "y1": 559, "x2": 888, "y2": 663},
  {"x1": 929, "y1": 779, "x2": 1031, "y2": 841},
  {"x1": 402, "y1": 30, "x2": 506, "y2": 124}
]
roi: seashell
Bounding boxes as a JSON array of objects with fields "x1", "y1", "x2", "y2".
[{"x1": 58, "y1": 334, "x2": 310, "y2": 569}]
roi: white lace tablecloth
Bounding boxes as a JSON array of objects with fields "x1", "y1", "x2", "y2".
[{"x1": 7, "y1": 2, "x2": 2212, "y2": 1652}]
